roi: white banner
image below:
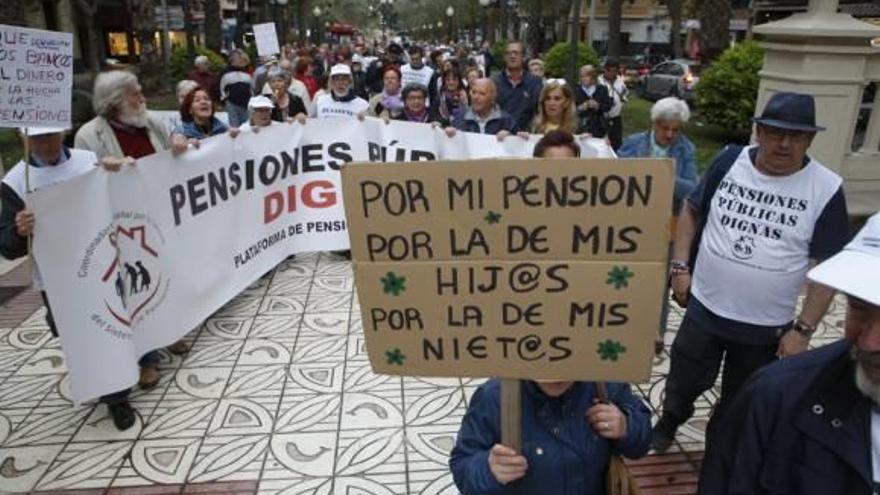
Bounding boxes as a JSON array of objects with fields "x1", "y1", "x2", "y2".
[
  {"x1": 31, "y1": 118, "x2": 613, "y2": 403},
  {"x1": 0, "y1": 24, "x2": 73, "y2": 129}
]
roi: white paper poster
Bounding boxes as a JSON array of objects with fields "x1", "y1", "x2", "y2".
[
  {"x1": 253, "y1": 22, "x2": 280, "y2": 57},
  {"x1": 0, "y1": 24, "x2": 73, "y2": 129}
]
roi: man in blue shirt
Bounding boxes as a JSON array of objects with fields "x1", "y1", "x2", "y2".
[{"x1": 493, "y1": 41, "x2": 543, "y2": 132}]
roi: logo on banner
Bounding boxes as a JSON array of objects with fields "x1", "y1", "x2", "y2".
[{"x1": 100, "y1": 223, "x2": 167, "y2": 327}]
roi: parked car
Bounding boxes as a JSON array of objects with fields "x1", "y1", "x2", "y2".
[
  {"x1": 637, "y1": 59, "x2": 701, "y2": 103},
  {"x1": 620, "y1": 54, "x2": 668, "y2": 88}
]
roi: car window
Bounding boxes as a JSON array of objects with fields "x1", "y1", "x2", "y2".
[
  {"x1": 653, "y1": 63, "x2": 673, "y2": 75},
  {"x1": 669, "y1": 64, "x2": 685, "y2": 76}
]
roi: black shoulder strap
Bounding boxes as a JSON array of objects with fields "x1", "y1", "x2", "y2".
[{"x1": 689, "y1": 145, "x2": 743, "y2": 268}]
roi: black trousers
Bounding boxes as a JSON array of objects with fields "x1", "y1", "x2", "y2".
[
  {"x1": 607, "y1": 116, "x2": 623, "y2": 151},
  {"x1": 661, "y1": 304, "x2": 779, "y2": 443}
]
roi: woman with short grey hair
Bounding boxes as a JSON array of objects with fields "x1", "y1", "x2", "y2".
[
  {"x1": 265, "y1": 66, "x2": 307, "y2": 123},
  {"x1": 618, "y1": 96, "x2": 698, "y2": 355},
  {"x1": 619, "y1": 96, "x2": 697, "y2": 210},
  {"x1": 650, "y1": 96, "x2": 691, "y2": 126}
]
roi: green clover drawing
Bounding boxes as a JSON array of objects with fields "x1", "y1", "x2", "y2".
[
  {"x1": 606, "y1": 266, "x2": 634, "y2": 290},
  {"x1": 381, "y1": 271, "x2": 407, "y2": 296},
  {"x1": 597, "y1": 340, "x2": 627, "y2": 361},
  {"x1": 386, "y1": 348, "x2": 406, "y2": 366},
  {"x1": 484, "y1": 211, "x2": 502, "y2": 225}
]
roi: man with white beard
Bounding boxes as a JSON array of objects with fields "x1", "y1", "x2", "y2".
[
  {"x1": 75, "y1": 71, "x2": 188, "y2": 159},
  {"x1": 73, "y1": 70, "x2": 189, "y2": 410},
  {"x1": 698, "y1": 212, "x2": 880, "y2": 495}
]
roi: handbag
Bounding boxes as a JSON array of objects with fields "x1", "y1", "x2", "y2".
[{"x1": 596, "y1": 383, "x2": 643, "y2": 495}]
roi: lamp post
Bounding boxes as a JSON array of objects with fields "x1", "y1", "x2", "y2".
[
  {"x1": 479, "y1": 0, "x2": 491, "y2": 44},
  {"x1": 446, "y1": 6, "x2": 454, "y2": 43},
  {"x1": 271, "y1": 0, "x2": 289, "y2": 46},
  {"x1": 312, "y1": 5, "x2": 322, "y2": 44}
]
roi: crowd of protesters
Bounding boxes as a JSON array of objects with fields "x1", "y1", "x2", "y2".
[
  {"x1": 2, "y1": 34, "x2": 878, "y2": 495},
  {"x1": 162, "y1": 38, "x2": 635, "y2": 147}
]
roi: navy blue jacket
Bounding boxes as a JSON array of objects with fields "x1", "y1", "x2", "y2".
[
  {"x1": 450, "y1": 380, "x2": 651, "y2": 494},
  {"x1": 493, "y1": 70, "x2": 543, "y2": 132},
  {"x1": 699, "y1": 340, "x2": 873, "y2": 495},
  {"x1": 453, "y1": 106, "x2": 519, "y2": 135},
  {"x1": 175, "y1": 117, "x2": 229, "y2": 140}
]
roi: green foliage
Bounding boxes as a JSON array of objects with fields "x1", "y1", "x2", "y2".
[
  {"x1": 696, "y1": 40, "x2": 764, "y2": 137},
  {"x1": 490, "y1": 40, "x2": 508, "y2": 71},
  {"x1": 244, "y1": 43, "x2": 259, "y2": 67},
  {"x1": 543, "y1": 41, "x2": 600, "y2": 79},
  {"x1": 169, "y1": 45, "x2": 226, "y2": 83}
]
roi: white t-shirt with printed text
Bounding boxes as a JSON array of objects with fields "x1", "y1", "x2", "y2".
[
  {"x1": 313, "y1": 94, "x2": 369, "y2": 120},
  {"x1": 691, "y1": 146, "x2": 842, "y2": 326}
]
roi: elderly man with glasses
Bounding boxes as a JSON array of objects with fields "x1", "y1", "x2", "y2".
[{"x1": 651, "y1": 92, "x2": 850, "y2": 454}]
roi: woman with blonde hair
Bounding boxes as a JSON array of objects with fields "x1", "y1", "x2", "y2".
[{"x1": 530, "y1": 80, "x2": 578, "y2": 134}]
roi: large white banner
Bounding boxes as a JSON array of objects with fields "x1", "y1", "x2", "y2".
[{"x1": 31, "y1": 118, "x2": 613, "y2": 403}]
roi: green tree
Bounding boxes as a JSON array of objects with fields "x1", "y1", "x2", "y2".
[
  {"x1": 696, "y1": 41, "x2": 764, "y2": 138},
  {"x1": 543, "y1": 41, "x2": 599, "y2": 79},
  {"x1": 698, "y1": 0, "x2": 731, "y2": 63}
]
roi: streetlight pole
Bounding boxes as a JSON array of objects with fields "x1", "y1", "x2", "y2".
[
  {"x1": 313, "y1": 5, "x2": 322, "y2": 44},
  {"x1": 446, "y1": 6, "x2": 454, "y2": 44},
  {"x1": 479, "y1": 0, "x2": 491, "y2": 44}
]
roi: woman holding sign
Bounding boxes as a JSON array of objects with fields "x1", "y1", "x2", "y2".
[{"x1": 449, "y1": 131, "x2": 652, "y2": 494}]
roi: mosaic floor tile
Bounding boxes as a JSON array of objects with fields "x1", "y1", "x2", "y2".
[{"x1": 0, "y1": 254, "x2": 849, "y2": 493}]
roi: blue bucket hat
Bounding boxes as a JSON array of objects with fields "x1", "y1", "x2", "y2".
[{"x1": 753, "y1": 92, "x2": 825, "y2": 132}]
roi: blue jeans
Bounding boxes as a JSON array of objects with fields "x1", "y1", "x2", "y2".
[{"x1": 225, "y1": 102, "x2": 249, "y2": 127}]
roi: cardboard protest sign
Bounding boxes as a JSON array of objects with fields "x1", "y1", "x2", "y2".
[
  {"x1": 343, "y1": 159, "x2": 673, "y2": 382},
  {"x1": 0, "y1": 24, "x2": 73, "y2": 128},
  {"x1": 253, "y1": 22, "x2": 280, "y2": 57}
]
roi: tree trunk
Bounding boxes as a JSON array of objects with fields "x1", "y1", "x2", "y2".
[
  {"x1": 606, "y1": 0, "x2": 622, "y2": 59},
  {"x1": 73, "y1": 0, "x2": 101, "y2": 76},
  {"x1": 567, "y1": 0, "x2": 581, "y2": 84},
  {"x1": 204, "y1": 0, "x2": 222, "y2": 52},
  {"x1": 668, "y1": 0, "x2": 683, "y2": 58},
  {"x1": 235, "y1": 0, "x2": 245, "y2": 48},
  {"x1": 698, "y1": 0, "x2": 730, "y2": 63},
  {"x1": 0, "y1": 0, "x2": 26, "y2": 26},
  {"x1": 130, "y1": 0, "x2": 163, "y2": 92}
]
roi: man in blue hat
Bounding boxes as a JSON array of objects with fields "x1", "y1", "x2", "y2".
[
  {"x1": 651, "y1": 92, "x2": 850, "y2": 453},
  {"x1": 697, "y1": 212, "x2": 880, "y2": 494}
]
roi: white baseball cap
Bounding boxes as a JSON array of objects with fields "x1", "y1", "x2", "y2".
[
  {"x1": 247, "y1": 95, "x2": 274, "y2": 110},
  {"x1": 19, "y1": 127, "x2": 67, "y2": 137},
  {"x1": 329, "y1": 64, "x2": 352, "y2": 77},
  {"x1": 808, "y1": 212, "x2": 880, "y2": 306}
]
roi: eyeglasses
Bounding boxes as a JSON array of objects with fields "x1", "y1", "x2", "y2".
[{"x1": 545, "y1": 78, "x2": 567, "y2": 86}]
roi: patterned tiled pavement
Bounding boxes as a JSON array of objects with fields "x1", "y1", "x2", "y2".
[{"x1": 0, "y1": 253, "x2": 847, "y2": 494}]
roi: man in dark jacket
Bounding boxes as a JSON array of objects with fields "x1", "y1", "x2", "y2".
[
  {"x1": 450, "y1": 379, "x2": 651, "y2": 494},
  {"x1": 447, "y1": 78, "x2": 518, "y2": 136},
  {"x1": 493, "y1": 40, "x2": 543, "y2": 132},
  {"x1": 218, "y1": 49, "x2": 253, "y2": 127},
  {"x1": 698, "y1": 212, "x2": 880, "y2": 495}
]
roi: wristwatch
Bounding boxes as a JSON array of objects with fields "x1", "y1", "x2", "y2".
[
  {"x1": 669, "y1": 260, "x2": 690, "y2": 277},
  {"x1": 792, "y1": 319, "x2": 816, "y2": 338}
]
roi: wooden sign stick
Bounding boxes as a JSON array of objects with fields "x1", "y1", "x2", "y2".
[
  {"x1": 500, "y1": 378, "x2": 522, "y2": 452},
  {"x1": 23, "y1": 132, "x2": 34, "y2": 274}
]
